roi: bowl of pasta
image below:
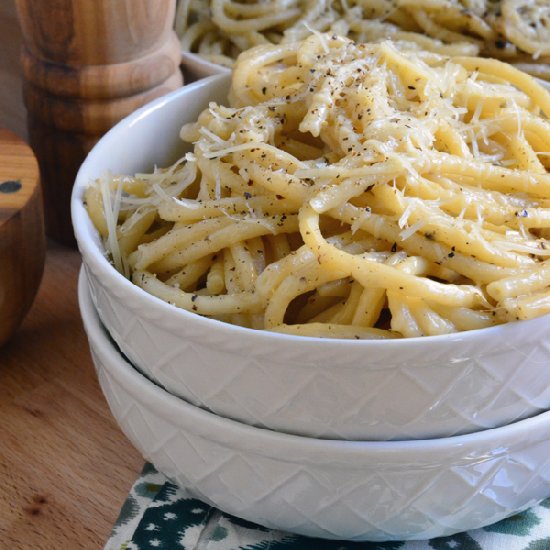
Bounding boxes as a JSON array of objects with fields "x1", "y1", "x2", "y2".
[
  {"x1": 79, "y1": 268, "x2": 550, "y2": 542},
  {"x1": 73, "y1": 35, "x2": 550, "y2": 441},
  {"x1": 174, "y1": 0, "x2": 232, "y2": 81},
  {"x1": 174, "y1": 0, "x2": 550, "y2": 86}
]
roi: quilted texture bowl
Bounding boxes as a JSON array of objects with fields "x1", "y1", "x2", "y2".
[
  {"x1": 79, "y1": 269, "x2": 550, "y2": 542},
  {"x1": 72, "y1": 74, "x2": 550, "y2": 441}
]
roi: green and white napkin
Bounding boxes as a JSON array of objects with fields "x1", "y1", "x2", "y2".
[{"x1": 106, "y1": 464, "x2": 550, "y2": 550}]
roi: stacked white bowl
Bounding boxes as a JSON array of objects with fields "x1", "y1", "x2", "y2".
[{"x1": 72, "y1": 75, "x2": 550, "y2": 542}]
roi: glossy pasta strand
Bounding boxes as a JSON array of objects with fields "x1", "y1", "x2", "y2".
[{"x1": 87, "y1": 35, "x2": 550, "y2": 338}]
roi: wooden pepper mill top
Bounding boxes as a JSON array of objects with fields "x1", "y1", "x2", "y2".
[{"x1": 16, "y1": 0, "x2": 183, "y2": 243}]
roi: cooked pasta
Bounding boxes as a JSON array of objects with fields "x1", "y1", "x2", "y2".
[
  {"x1": 175, "y1": 0, "x2": 550, "y2": 81},
  {"x1": 86, "y1": 35, "x2": 550, "y2": 338}
]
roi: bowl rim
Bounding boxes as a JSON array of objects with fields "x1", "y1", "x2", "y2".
[
  {"x1": 79, "y1": 266, "x2": 550, "y2": 463},
  {"x1": 180, "y1": 50, "x2": 232, "y2": 76},
  {"x1": 71, "y1": 73, "x2": 550, "y2": 350}
]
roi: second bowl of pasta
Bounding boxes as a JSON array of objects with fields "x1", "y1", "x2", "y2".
[
  {"x1": 174, "y1": 0, "x2": 550, "y2": 85},
  {"x1": 73, "y1": 36, "x2": 550, "y2": 440}
]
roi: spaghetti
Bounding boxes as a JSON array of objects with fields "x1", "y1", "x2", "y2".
[
  {"x1": 176, "y1": 0, "x2": 550, "y2": 81},
  {"x1": 86, "y1": 35, "x2": 550, "y2": 338}
]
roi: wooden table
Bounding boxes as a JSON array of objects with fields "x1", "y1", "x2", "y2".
[
  {"x1": 0, "y1": 242, "x2": 142, "y2": 549},
  {"x1": 0, "y1": 3, "x2": 161, "y2": 547}
]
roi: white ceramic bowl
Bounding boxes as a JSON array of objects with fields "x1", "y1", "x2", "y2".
[
  {"x1": 79, "y1": 269, "x2": 550, "y2": 542},
  {"x1": 72, "y1": 73, "x2": 550, "y2": 441},
  {"x1": 180, "y1": 51, "x2": 230, "y2": 82}
]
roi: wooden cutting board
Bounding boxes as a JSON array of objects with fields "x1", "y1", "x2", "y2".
[{"x1": 0, "y1": 129, "x2": 45, "y2": 347}]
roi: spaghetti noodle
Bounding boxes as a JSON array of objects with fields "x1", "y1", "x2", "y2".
[
  {"x1": 86, "y1": 35, "x2": 550, "y2": 338},
  {"x1": 176, "y1": 0, "x2": 550, "y2": 81}
]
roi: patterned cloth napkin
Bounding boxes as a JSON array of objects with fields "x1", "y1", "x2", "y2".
[{"x1": 106, "y1": 464, "x2": 550, "y2": 550}]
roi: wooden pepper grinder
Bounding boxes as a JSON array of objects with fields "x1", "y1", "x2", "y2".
[{"x1": 15, "y1": 0, "x2": 184, "y2": 244}]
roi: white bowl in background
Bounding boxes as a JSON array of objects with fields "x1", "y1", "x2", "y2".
[
  {"x1": 79, "y1": 268, "x2": 550, "y2": 542},
  {"x1": 180, "y1": 51, "x2": 230, "y2": 82},
  {"x1": 72, "y1": 72, "x2": 550, "y2": 441}
]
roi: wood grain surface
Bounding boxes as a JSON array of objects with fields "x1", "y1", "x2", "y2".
[
  {"x1": 0, "y1": 243, "x2": 142, "y2": 549},
  {"x1": 0, "y1": 128, "x2": 45, "y2": 347},
  {"x1": 0, "y1": 5, "x2": 162, "y2": 546},
  {"x1": 16, "y1": 0, "x2": 177, "y2": 65}
]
